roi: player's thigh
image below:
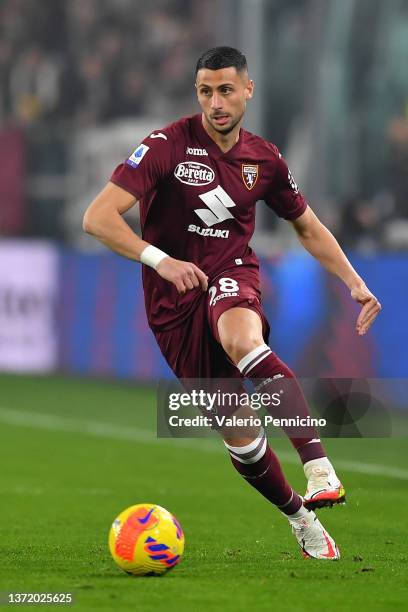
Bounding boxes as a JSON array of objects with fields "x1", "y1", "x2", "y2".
[
  {"x1": 207, "y1": 269, "x2": 270, "y2": 349},
  {"x1": 217, "y1": 307, "x2": 264, "y2": 362}
]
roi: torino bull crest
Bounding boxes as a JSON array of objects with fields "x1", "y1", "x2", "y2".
[{"x1": 242, "y1": 164, "x2": 259, "y2": 190}]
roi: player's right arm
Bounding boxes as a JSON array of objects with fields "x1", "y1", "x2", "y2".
[
  {"x1": 83, "y1": 181, "x2": 147, "y2": 260},
  {"x1": 83, "y1": 182, "x2": 208, "y2": 294}
]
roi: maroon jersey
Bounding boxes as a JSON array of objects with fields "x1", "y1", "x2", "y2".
[{"x1": 110, "y1": 114, "x2": 307, "y2": 331}]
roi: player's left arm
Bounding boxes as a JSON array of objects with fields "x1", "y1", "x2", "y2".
[{"x1": 290, "y1": 206, "x2": 381, "y2": 335}]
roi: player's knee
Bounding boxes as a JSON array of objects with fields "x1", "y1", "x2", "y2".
[{"x1": 222, "y1": 335, "x2": 263, "y2": 365}]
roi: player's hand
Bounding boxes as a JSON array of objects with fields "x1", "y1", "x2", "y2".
[
  {"x1": 156, "y1": 257, "x2": 208, "y2": 294},
  {"x1": 351, "y1": 283, "x2": 381, "y2": 335}
]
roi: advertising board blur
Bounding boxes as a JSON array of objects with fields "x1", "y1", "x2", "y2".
[{"x1": 0, "y1": 240, "x2": 58, "y2": 372}]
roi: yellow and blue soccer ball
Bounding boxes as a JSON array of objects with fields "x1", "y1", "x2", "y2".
[{"x1": 108, "y1": 503, "x2": 185, "y2": 576}]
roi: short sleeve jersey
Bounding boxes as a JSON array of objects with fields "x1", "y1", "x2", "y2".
[{"x1": 110, "y1": 114, "x2": 307, "y2": 331}]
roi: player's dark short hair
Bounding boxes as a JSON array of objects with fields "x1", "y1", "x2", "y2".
[{"x1": 195, "y1": 47, "x2": 248, "y2": 76}]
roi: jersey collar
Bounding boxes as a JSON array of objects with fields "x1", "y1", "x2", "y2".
[{"x1": 192, "y1": 113, "x2": 243, "y2": 160}]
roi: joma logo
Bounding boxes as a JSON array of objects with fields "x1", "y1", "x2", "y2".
[{"x1": 186, "y1": 146, "x2": 208, "y2": 156}]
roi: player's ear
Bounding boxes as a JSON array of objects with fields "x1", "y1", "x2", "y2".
[{"x1": 245, "y1": 79, "x2": 254, "y2": 100}]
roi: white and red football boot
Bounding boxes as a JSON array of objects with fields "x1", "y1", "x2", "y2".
[
  {"x1": 303, "y1": 461, "x2": 346, "y2": 510},
  {"x1": 289, "y1": 510, "x2": 340, "y2": 560}
]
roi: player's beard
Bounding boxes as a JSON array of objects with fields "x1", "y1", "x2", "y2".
[{"x1": 209, "y1": 109, "x2": 245, "y2": 135}]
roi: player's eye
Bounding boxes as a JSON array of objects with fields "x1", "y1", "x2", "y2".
[
  {"x1": 220, "y1": 87, "x2": 233, "y2": 94},
  {"x1": 200, "y1": 89, "x2": 211, "y2": 96}
]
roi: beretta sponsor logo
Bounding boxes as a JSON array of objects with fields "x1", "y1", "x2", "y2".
[{"x1": 174, "y1": 162, "x2": 215, "y2": 186}]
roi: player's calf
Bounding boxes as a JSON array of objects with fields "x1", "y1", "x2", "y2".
[{"x1": 224, "y1": 429, "x2": 303, "y2": 515}]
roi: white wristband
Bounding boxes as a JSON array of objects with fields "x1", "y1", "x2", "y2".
[{"x1": 140, "y1": 245, "x2": 169, "y2": 270}]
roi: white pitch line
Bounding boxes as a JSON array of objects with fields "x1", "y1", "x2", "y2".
[
  {"x1": 4, "y1": 484, "x2": 110, "y2": 496},
  {"x1": 1, "y1": 407, "x2": 408, "y2": 481}
]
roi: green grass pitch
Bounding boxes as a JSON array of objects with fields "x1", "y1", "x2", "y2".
[{"x1": 0, "y1": 374, "x2": 407, "y2": 611}]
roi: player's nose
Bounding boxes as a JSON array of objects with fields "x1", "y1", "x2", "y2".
[{"x1": 210, "y1": 93, "x2": 223, "y2": 109}]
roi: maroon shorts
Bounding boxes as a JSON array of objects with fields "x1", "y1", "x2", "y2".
[{"x1": 154, "y1": 265, "x2": 270, "y2": 379}]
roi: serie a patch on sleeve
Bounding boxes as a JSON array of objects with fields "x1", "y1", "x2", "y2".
[{"x1": 126, "y1": 144, "x2": 150, "y2": 168}]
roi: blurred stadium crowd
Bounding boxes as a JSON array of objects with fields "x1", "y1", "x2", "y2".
[
  {"x1": 0, "y1": 0, "x2": 215, "y2": 125},
  {"x1": 0, "y1": 0, "x2": 407, "y2": 251}
]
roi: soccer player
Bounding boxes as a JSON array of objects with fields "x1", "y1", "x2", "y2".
[{"x1": 83, "y1": 47, "x2": 381, "y2": 560}]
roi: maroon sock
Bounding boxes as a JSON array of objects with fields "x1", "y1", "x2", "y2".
[
  {"x1": 224, "y1": 434, "x2": 302, "y2": 515},
  {"x1": 238, "y1": 345, "x2": 326, "y2": 464}
]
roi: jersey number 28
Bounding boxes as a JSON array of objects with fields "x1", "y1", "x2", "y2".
[{"x1": 208, "y1": 277, "x2": 240, "y2": 306}]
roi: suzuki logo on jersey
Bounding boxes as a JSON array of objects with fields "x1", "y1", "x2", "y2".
[
  {"x1": 188, "y1": 225, "x2": 229, "y2": 238},
  {"x1": 194, "y1": 185, "x2": 236, "y2": 227},
  {"x1": 186, "y1": 146, "x2": 208, "y2": 156},
  {"x1": 126, "y1": 144, "x2": 149, "y2": 168},
  {"x1": 188, "y1": 185, "x2": 236, "y2": 239},
  {"x1": 242, "y1": 164, "x2": 259, "y2": 190},
  {"x1": 174, "y1": 162, "x2": 215, "y2": 186}
]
